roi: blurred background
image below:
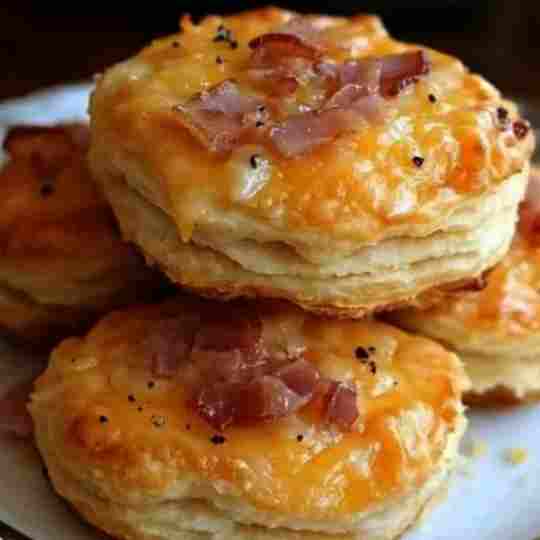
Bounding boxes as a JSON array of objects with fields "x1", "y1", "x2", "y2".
[{"x1": 2, "y1": 1, "x2": 539, "y2": 122}]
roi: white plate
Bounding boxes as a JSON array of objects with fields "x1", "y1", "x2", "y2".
[{"x1": 0, "y1": 85, "x2": 539, "y2": 540}]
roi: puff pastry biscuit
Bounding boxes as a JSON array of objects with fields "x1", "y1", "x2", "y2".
[
  {"x1": 0, "y1": 124, "x2": 161, "y2": 345},
  {"x1": 89, "y1": 8, "x2": 533, "y2": 317},
  {"x1": 391, "y1": 167, "x2": 540, "y2": 404},
  {"x1": 30, "y1": 296, "x2": 468, "y2": 540}
]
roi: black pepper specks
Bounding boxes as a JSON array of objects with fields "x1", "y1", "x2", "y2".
[
  {"x1": 412, "y1": 156, "x2": 424, "y2": 168},
  {"x1": 296, "y1": 434, "x2": 304, "y2": 442},
  {"x1": 250, "y1": 154, "x2": 260, "y2": 169},
  {"x1": 151, "y1": 415, "x2": 166, "y2": 428},
  {"x1": 213, "y1": 24, "x2": 238, "y2": 49},
  {"x1": 355, "y1": 346, "x2": 377, "y2": 374},
  {"x1": 216, "y1": 55, "x2": 224, "y2": 64},
  {"x1": 497, "y1": 107, "x2": 509, "y2": 124},
  {"x1": 137, "y1": 406, "x2": 143, "y2": 413},
  {"x1": 99, "y1": 415, "x2": 109, "y2": 424},
  {"x1": 211, "y1": 434, "x2": 226, "y2": 445},
  {"x1": 428, "y1": 93, "x2": 437, "y2": 103},
  {"x1": 40, "y1": 183, "x2": 54, "y2": 197},
  {"x1": 128, "y1": 395, "x2": 136, "y2": 403},
  {"x1": 355, "y1": 347, "x2": 369, "y2": 360},
  {"x1": 185, "y1": 423, "x2": 191, "y2": 431},
  {"x1": 513, "y1": 120, "x2": 530, "y2": 140},
  {"x1": 172, "y1": 41, "x2": 180, "y2": 48},
  {"x1": 147, "y1": 381, "x2": 156, "y2": 389}
]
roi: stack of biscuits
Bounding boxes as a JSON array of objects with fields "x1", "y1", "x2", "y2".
[{"x1": 1, "y1": 8, "x2": 535, "y2": 540}]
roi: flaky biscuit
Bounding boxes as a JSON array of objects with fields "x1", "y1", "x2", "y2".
[
  {"x1": 390, "y1": 167, "x2": 540, "y2": 404},
  {"x1": 31, "y1": 296, "x2": 468, "y2": 540},
  {"x1": 0, "y1": 125, "x2": 162, "y2": 345},
  {"x1": 89, "y1": 7, "x2": 533, "y2": 316}
]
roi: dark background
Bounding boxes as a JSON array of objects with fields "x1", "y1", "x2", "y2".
[{"x1": 2, "y1": 1, "x2": 539, "y2": 111}]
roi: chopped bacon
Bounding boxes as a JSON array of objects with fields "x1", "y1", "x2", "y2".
[
  {"x1": 143, "y1": 300, "x2": 360, "y2": 432},
  {"x1": 379, "y1": 50, "x2": 431, "y2": 97},
  {"x1": 249, "y1": 33, "x2": 322, "y2": 65},
  {"x1": 317, "y1": 58, "x2": 382, "y2": 94},
  {"x1": 0, "y1": 381, "x2": 34, "y2": 439},
  {"x1": 248, "y1": 33, "x2": 320, "y2": 97},
  {"x1": 144, "y1": 317, "x2": 199, "y2": 378},
  {"x1": 195, "y1": 375, "x2": 307, "y2": 430},
  {"x1": 275, "y1": 358, "x2": 320, "y2": 397},
  {"x1": 519, "y1": 170, "x2": 540, "y2": 244},
  {"x1": 269, "y1": 99, "x2": 380, "y2": 158},
  {"x1": 324, "y1": 381, "x2": 359, "y2": 430},
  {"x1": 172, "y1": 80, "x2": 267, "y2": 153}
]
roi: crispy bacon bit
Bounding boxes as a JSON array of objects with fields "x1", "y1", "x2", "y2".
[
  {"x1": 249, "y1": 32, "x2": 321, "y2": 64},
  {"x1": 324, "y1": 381, "x2": 359, "y2": 430},
  {"x1": 318, "y1": 58, "x2": 382, "y2": 93},
  {"x1": 379, "y1": 50, "x2": 431, "y2": 97},
  {"x1": 0, "y1": 381, "x2": 34, "y2": 439},
  {"x1": 248, "y1": 33, "x2": 321, "y2": 97},
  {"x1": 172, "y1": 80, "x2": 267, "y2": 153},
  {"x1": 513, "y1": 120, "x2": 531, "y2": 140},
  {"x1": 519, "y1": 170, "x2": 540, "y2": 244},
  {"x1": 195, "y1": 376, "x2": 306, "y2": 430},
  {"x1": 143, "y1": 301, "x2": 360, "y2": 432},
  {"x1": 275, "y1": 358, "x2": 320, "y2": 397},
  {"x1": 144, "y1": 316, "x2": 199, "y2": 378},
  {"x1": 270, "y1": 94, "x2": 380, "y2": 158}
]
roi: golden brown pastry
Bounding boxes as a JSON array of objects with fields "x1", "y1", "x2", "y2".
[
  {"x1": 0, "y1": 124, "x2": 162, "y2": 345},
  {"x1": 89, "y1": 7, "x2": 533, "y2": 318},
  {"x1": 30, "y1": 295, "x2": 468, "y2": 540},
  {"x1": 390, "y1": 167, "x2": 540, "y2": 405}
]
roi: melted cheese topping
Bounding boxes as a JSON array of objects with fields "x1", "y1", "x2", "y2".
[
  {"x1": 32, "y1": 298, "x2": 467, "y2": 518},
  {"x1": 90, "y1": 8, "x2": 533, "y2": 241},
  {"x1": 0, "y1": 127, "x2": 127, "y2": 260}
]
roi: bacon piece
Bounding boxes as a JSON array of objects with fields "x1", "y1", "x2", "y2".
[
  {"x1": 379, "y1": 50, "x2": 431, "y2": 97},
  {"x1": 248, "y1": 33, "x2": 321, "y2": 97},
  {"x1": 249, "y1": 33, "x2": 322, "y2": 65},
  {"x1": 317, "y1": 58, "x2": 382, "y2": 94},
  {"x1": 269, "y1": 97, "x2": 381, "y2": 158},
  {"x1": 0, "y1": 381, "x2": 34, "y2": 439},
  {"x1": 324, "y1": 381, "x2": 359, "y2": 430},
  {"x1": 144, "y1": 315, "x2": 200, "y2": 378},
  {"x1": 195, "y1": 375, "x2": 307, "y2": 430},
  {"x1": 172, "y1": 80, "x2": 267, "y2": 153},
  {"x1": 275, "y1": 358, "x2": 320, "y2": 397},
  {"x1": 519, "y1": 170, "x2": 540, "y2": 244}
]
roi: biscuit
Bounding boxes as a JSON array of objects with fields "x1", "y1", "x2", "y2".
[
  {"x1": 0, "y1": 124, "x2": 162, "y2": 345},
  {"x1": 30, "y1": 296, "x2": 468, "y2": 540},
  {"x1": 390, "y1": 167, "x2": 540, "y2": 404},
  {"x1": 89, "y1": 8, "x2": 533, "y2": 317}
]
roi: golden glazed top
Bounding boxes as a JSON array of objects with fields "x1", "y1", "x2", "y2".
[
  {"x1": 31, "y1": 297, "x2": 467, "y2": 519},
  {"x1": 90, "y1": 8, "x2": 534, "y2": 241},
  {"x1": 0, "y1": 125, "x2": 134, "y2": 263}
]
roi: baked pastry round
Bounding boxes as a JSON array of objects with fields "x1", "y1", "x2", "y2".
[
  {"x1": 390, "y1": 167, "x2": 540, "y2": 405},
  {"x1": 0, "y1": 124, "x2": 161, "y2": 345},
  {"x1": 30, "y1": 295, "x2": 468, "y2": 540},
  {"x1": 89, "y1": 8, "x2": 534, "y2": 317}
]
